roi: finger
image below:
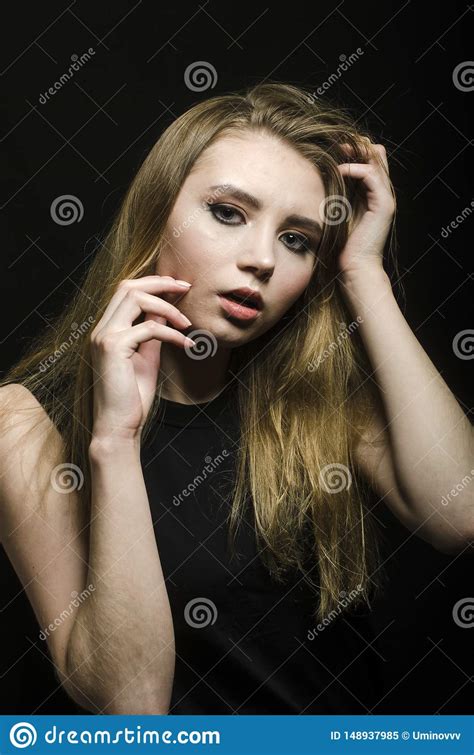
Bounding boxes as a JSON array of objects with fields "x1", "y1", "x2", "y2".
[
  {"x1": 99, "y1": 289, "x2": 192, "y2": 333},
  {"x1": 111, "y1": 321, "x2": 196, "y2": 356},
  {"x1": 374, "y1": 144, "x2": 389, "y2": 172},
  {"x1": 340, "y1": 140, "x2": 389, "y2": 174},
  {"x1": 136, "y1": 311, "x2": 166, "y2": 376},
  {"x1": 337, "y1": 162, "x2": 391, "y2": 197},
  {"x1": 92, "y1": 277, "x2": 191, "y2": 338},
  {"x1": 339, "y1": 140, "x2": 373, "y2": 162}
]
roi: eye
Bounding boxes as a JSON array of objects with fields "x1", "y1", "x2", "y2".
[
  {"x1": 206, "y1": 202, "x2": 317, "y2": 255},
  {"x1": 280, "y1": 232, "x2": 313, "y2": 255},
  {"x1": 206, "y1": 202, "x2": 242, "y2": 225}
]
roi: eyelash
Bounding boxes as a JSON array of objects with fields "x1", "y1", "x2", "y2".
[{"x1": 205, "y1": 202, "x2": 317, "y2": 255}]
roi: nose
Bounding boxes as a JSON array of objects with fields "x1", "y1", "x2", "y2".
[{"x1": 235, "y1": 222, "x2": 275, "y2": 280}]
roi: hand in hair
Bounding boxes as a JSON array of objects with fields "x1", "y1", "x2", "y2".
[{"x1": 336, "y1": 138, "x2": 396, "y2": 276}]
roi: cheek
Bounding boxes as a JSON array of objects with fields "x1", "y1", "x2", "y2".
[
  {"x1": 178, "y1": 220, "x2": 225, "y2": 269},
  {"x1": 273, "y1": 265, "x2": 312, "y2": 310},
  {"x1": 158, "y1": 228, "x2": 208, "y2": 277}
]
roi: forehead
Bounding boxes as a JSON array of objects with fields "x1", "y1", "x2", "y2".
[{"x1": 189, "y1": 130, "x2": 326, "y2": 211}]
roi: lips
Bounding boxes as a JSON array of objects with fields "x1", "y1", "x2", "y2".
[
  {"x1": 221, "y1": 288, "x2": 263, "y2": 310},
  {"x1": 218, "y1": 294, "x2": 262, "y2": 321}
]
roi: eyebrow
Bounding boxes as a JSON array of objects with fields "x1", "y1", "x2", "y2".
[{"x1": 207, "y1": 183, "x2": 323, "y2": 238}]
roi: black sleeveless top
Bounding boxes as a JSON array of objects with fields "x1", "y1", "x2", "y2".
[
  {"x1": 25, "y1": 379, "x2": 382, "y2": 714},
  {"x1": 140, "y1": 377, "x2": 383, "y2": 714}
]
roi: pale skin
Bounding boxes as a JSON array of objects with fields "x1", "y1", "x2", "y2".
[
  {"x1": 155, "y1": 131, "x2": 474, "y2": 554},
  {"x1": 0, "y1": 131, "x2": 472, "y2": 715}
]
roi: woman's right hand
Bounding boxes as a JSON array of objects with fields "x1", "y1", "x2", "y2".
[{"x1": 89, "y1": 275, "x2": 196, "y2": 442}]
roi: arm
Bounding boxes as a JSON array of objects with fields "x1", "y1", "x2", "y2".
[
  {"x1": 345, "y1": 266, "x2": 474, "y2": 554},
  {"x1": 0, "y1": 384, "x2": 175, "y2": 714},
  {"x1": 334, "y1": 139, "x2": 473, "y2": 554},
  {"x1": 65, "y1": 275, "x2": 195, "y2": 712},
  {"x1": 67, "y1": 434, "x2": 176, "y2": 714}
]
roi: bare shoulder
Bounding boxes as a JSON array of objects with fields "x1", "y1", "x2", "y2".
[
  {"x1": 0, "y1": 382, "x2": 63, "y2": 524},
  {"x1": 0, "y1": 381, "x2": 53, "y2": 439},
  {"x1": 0, "y1": 381, "x2": 42, "y2": 413}
]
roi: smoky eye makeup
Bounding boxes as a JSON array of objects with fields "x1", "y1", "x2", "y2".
[{"x1": 205, "y1": 201, "x2": 319, "y2": 256}]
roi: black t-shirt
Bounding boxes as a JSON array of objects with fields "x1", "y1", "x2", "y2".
[{"x1": 141, "y1": 377, "x2": 383, "y2": 714}]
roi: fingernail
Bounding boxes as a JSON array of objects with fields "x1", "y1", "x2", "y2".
[
  {"x1": 186, "y1": 337, "x2": 196, "y2": 347},
  {"x1": 176, "y1": 280, "x2": 192, "y2": 286},
  {"x1": 182, "y1": 315, "x2": 192, "y2": 326}
]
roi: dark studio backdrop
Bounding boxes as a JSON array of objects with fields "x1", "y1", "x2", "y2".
[{"x1": 1, "y1": 0, "x2": 473, "y2": 714}]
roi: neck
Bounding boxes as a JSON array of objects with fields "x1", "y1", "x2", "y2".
[{"x1": 158, "y1": 341, "x2": 233, "y2": 405}]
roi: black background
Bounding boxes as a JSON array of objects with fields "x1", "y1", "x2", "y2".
[{"x1": 1, "y1": 0, "x2": 473, "y2": 714}]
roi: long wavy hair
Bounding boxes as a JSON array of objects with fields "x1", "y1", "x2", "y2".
[{"x1": 1, "y1": 81, "x2": 400, "y2": 622}]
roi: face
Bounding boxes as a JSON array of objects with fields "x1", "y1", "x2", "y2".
[{"x1": 155, "y1": 130, "x2": 326, "y2": 346}]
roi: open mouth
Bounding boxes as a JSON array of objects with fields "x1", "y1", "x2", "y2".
[
  {"x1": 218, "y1": 294, "x2": 262, "y2": 321},
  {"x1": 224, "y1": 292, "x2": 260, "y2": 309}
]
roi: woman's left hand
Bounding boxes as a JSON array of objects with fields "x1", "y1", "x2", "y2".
[{"x1": 335, "y1": 138, "x2": 395, "y2": 276}]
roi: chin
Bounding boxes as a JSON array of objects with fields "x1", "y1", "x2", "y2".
[{"x1": 197, "y1": 317, "x2": 260, "y2": 347}]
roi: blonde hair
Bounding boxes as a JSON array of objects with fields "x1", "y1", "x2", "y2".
[{"x1": 1, "y1": 81, "x2": 400, "y2": 622}]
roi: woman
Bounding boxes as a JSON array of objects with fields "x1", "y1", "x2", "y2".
[{"x1": 1, "y1": 82, "x2": 472, "y2": 715}]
